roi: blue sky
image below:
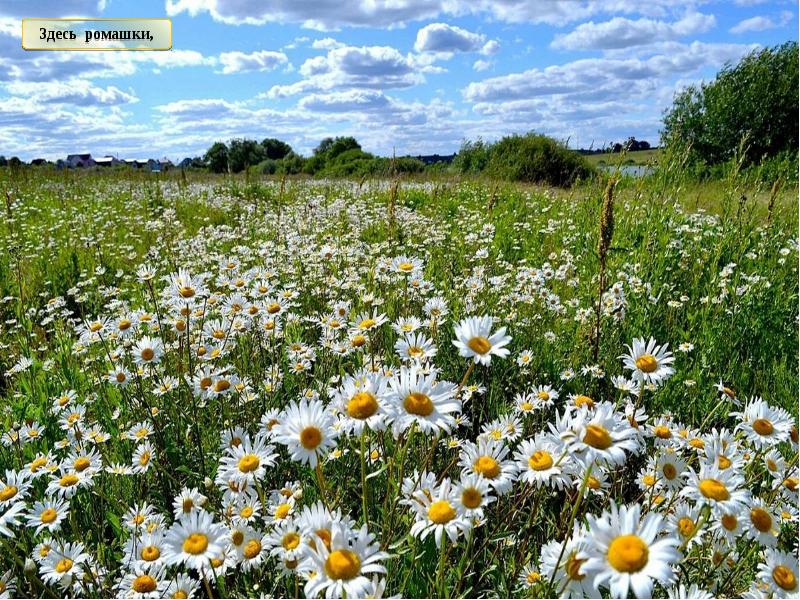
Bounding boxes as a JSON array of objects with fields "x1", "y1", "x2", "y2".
[{"x1": 0, "y1": 0, "x2": 795, "y2": 160}]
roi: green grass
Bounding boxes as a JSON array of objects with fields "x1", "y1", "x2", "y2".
[
  {"x1": 584, "y1": 148, "x2": 661, "y2": 167},
  {"x1": 0, "y1": 166, "x2": 796, "y2": 598}
]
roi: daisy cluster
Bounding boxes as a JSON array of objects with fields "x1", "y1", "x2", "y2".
[{"x1": 0, "y1": 180, "x2": 797, "y2": 599}]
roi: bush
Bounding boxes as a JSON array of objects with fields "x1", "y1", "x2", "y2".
[
  {"x1": 661, "y1": 42, "x2": 798, "y2": 169},
  {"x1": 489, "y1": 134, "x2": 594, "y2": 186},
  {"x1": 452, "y1": 134, "x2": 594, "y2": 186}
]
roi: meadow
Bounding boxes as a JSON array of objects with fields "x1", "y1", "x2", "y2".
[{"x1": 0, "y1": 166, "x2": 797, "y2": 599}]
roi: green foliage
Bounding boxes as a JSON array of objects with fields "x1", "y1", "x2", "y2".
[
  {"x1": 203, "y1": 141, "x2": 229, "y2": 173},
  {"x1": 260, "y1": 137, "x2": 293, "y2": 160},
  {"x1": 661, "y1": 42, "x2": 798, "y2": 171},
  {"x1": 454, "y1": 133, "x2": 595, "y2": 186},
  {"x1": 228, "y1": 138, "x2": 266, "y2": 173},
  {"x1": 453, "y1": 139, "x2": 491, "y2": 174}
]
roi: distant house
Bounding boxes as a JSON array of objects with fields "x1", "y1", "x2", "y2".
[
  {"x1": 66, "y1": 153, "x2": 95, "y2": 168},
  {"x1": 30, "y1": 158, "x2": 48, "y2": 166},
  {"x1": 124, "y1": 159, "x2": 150, "y2": 169},
  {"x1": 178, "y1": 157, "x2": 193, "y2": 169},
  {"x1": 95, "y1": 156, "x2": 121, "y2": 167},
  {"x1": 155, "y1": 158, "x2": 173, "y2": 172}
]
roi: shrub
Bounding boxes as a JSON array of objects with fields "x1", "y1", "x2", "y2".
[
  {"x1": 488, "y1": 134, "x2": 594, "y2": 186},
  {"x1": 661, "y1": 42, "x2": 798, "y2": 169}
]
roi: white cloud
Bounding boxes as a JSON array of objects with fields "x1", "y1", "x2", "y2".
[
  {"x1": 312, "y1": 37, "x2": 345, "y2": 50},
  {"x1": 473, "y1": 59, "x2": 492, "y2": 71},
  {"x1": 552, "y1": 12, "x2": 716, "y2": 50},
  {"x1": 165, "y1": 0, "x2": 702, "y2": 30},
  {"x1": 267, "y1": 45, "x2": 423, "y2": 97},
  {"x1": 218, "y1": 50, "x2": 288, "y2": 74},
  {"x1": 0, "y1": 0, "x2": 104, "y2": 17},
  {"x1": 4, "y1": 79, "x2": 138, "y2": 106},
  {"x1": 729, "y1": 13, "x2": 792, "y2": 34},
  {"x1": 414, "y1": 23, "x2": 487, "y2": 54}
]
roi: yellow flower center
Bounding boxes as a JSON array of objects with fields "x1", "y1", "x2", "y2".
[
  {"x1": 678, "y1": 517, "x2": 695, "y2": 537},
  {"x1": 347, "y1": 392, "x2": 379, "y2": 419},
  {"x1": 662, "y1": 463, "x2": 677, "y2": 480},
  {"x1": 574, "y1": 395, "x2": 594, "y2": 408},
  {"x1": 473, "y1": 456, "x2": 500, "y2": 478},
  {"x1": 0, "y1": 486, "x2": 18, "y2": 501},
  {"x1": 520, "y1": 402, "x2": 533, "y2": 411},
  {"x1": 461, "y1": 487, "x2": 482, "y2": 509},
  {"x1": 140, "y1": 348, "x2": 155, "y2": 361},
  {"x1": 773, "y1": 565, "x2": 797, "y2": 591},
  {"x1": 750, "y1": 507, "x2": 772, "y2": 532},
  {"x1": 232, "y1": 530, "x2": 244, "y2": 546},
  {"x1": 753, "y1": 418, "x2": 774, "y2": 436},
  {"x1": 300, "y1": 426, "x2": 322, "y2": 450},
  {"x1": 688, "y1": 438, "x2": 705, "y2": 449},
  {"x1": 398, "y1": 262, "x2": 414, "y2": 272},
  {"x1": 267, "y1": 302, "x2": 281, "y2": 314},
  {"x1": 40, "y1": 508, "x2": 58, "y2": 524},
  {"x1": 654, "y1": 425, "x2": 671, "y2": 439},
  {"x1": 565, "y1": 554, "x2": 586, "y2": 581},
  {"x1": 238, "y1": 454, "x2": 260, "y2": 473},
  {"x1": 607, "y1": 535, "x2": 649, "y2": 573},
  {"x1": 55, "y1": 558, "x2": 73, "y2": 573},
  {"x1": 59, "y1": 474, "x2": 79, "y2": 487},
  {"x1": 428, "y1": 500, "x2": 456, "y2": 524},
  {"x1": 141, "y1": 545, "x2": 161, "y2": 561},
  {"x1": 721, "y1": 514, "x2": 737, "y2": 531},
  {"x1": 526, "y1": 572, "x2": 541, "y2": 584},
  {"x1": 179, "y1": 286, "x2": 195, "y2": 299},
  {"x1": 467, "y1": 336, "x2": 491, "y2": 354},
  {"x1": 282, "y1": 532, "x2": 300, "y2": 550},
  {"x1": 635, "y1": 354, "x2": 658, "y2": 373},
  {"x1": 718, "y1": 455, "x2": 732, "y2": 469},
  {"x1": 242, "y1": 539, "x2": 262, "y2": 560},
  {"x1": 324, "y1": 550, "x2": 361, "y2": 580},
  {"x1": 139, "y1": 451, "x2": 151, "y2": 466},
  {"x1": 587, "y1": 475, "x2": 601, "y2": 490},
  {"x1": 583, "y1": 424, "x2": 612, "y2": 449},
  {"x1": 173, "y1": 591, "x2": 188, "y2": 599},
  {"x1": 133, "y1": 574, "x2": 157, "y2": 593},
  {"x1": 783, "y1": 477, "x2": 798, "y2": 491},
  {"x1": 182, "y1": 533, "x2": 209, "y2": 555},
  {"x1": 403, "y1": 392, "x2": 434, "y2": 417},
  {"x1": 358, "y1": 318, "x2": 376, "y2": 329},
  {"x1": 30, "y1": 457, "x2": 48, "y2": 472},
  {"x1": 274, "y1": 503, "x2": 291, "y2": 520},
  {"x1": 642, "y1": 474, "x2": 656, "y2": 487},
  {"x1": 240, "y1": 506, "x2": 254, "y2": 519},
  {"x1": 699, "y1": 478, "x2": 730, "y2": 501},
  {"x1": 528, "y1": 450, "x2": 554, "y2": 471}
]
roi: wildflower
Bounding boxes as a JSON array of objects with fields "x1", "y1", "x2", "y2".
[{"x1": 452, "y1": 315, "x2": 511, "y2": 365}]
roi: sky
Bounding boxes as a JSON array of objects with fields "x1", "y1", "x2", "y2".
[{"x1": 0, "y1": 0, "x2": 796, "y2": 161}]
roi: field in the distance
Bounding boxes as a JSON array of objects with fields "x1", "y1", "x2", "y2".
[
  {"x1": 0, "y1": 169, "x2": 797, "y2": 599},
  {"x1": 584, "y1": 148, "x2": 661, "y2": 167}
]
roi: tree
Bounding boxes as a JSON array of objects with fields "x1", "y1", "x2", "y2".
[
  {"x1": 0, "y1": 156, "x2": 6, "y2": 167},
  {"x1": 260, "y1": 138, "x2": 293, "y2": 160},
  {"x1": 227, "y1": 138, "x2": 265, "y2": 173},
  {"x1": 8, "y1": 156, "x2": 21, "y2": 167},
  {"x1": 661, "y1": 42, "x2": 798, "y2": 167},
  {"x1": 204, "y1": 142, "x2": 229, "y2": 173}
]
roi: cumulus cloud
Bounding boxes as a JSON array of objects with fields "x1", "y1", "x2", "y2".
[
  {"x1": 729, "y1": 13, "x2": 792, "y2": 34},
  {"x1": 552, "y1": 12, "x2": 716, "y2": 50},
  {"x1": 473, "y1": 59, "x2": 492, "y2": 71},
  {"x1": 218, "y1": 50, "x2": 288, "y2": 74},
  {"x1": 414, "y1": 23, "x2": 489, "y2": 54},
  {"x1": 165, "y1": 0, "x2": 703, "y2": 30},
  {"x1": 267, "y1": 45, "x2": 423, "y2": 97},
  {"x1": 465, "y1": 42, "x2": 757, "y2": 103},
  {"x1": 4, "y1": 79, "x2": 138, "y2": 106},
  {"x1": 312, "y1": 37, "x2": 345, "y2": 50}
]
